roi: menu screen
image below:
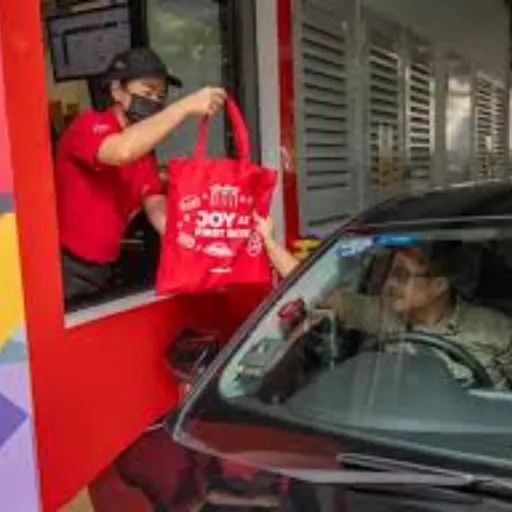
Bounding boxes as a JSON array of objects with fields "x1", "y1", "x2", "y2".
[{"x1": 48, "y1": 6, "x2": 131, "y2": 82}]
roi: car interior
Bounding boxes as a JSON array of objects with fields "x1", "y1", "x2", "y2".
[{"x1": 217, "y1": 227, "x2": 512, "y2": 469}]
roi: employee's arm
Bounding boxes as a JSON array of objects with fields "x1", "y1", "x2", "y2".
[
  {"x1": 143, "y1": 194, "x2": 167, "y2": 235},
  {"x1": 97, "y1": 87, "x2": 226, "y2": 166},
  {"x1": 254, "y1": 214, "x2": 299, "y2": 278}
]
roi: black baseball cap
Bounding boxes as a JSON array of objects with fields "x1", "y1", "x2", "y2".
[{"x1": 104, "y1": 47, "x2": 183, "y2": 88}]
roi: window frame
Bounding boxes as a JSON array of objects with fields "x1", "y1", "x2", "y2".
[{"x1": 171, "y1": 218, "x2": 512, "y2": 482}]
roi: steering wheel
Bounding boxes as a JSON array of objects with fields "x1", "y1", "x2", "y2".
[{"x1": 381, "y1": 331, "x2": 495, "y2": 389}]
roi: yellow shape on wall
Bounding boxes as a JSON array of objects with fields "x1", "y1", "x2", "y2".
[
  {"x1": 291, "y1": 239, "x2": 322, "y2": 261},
  {"x1": 0, "y1": 213, "x2": 24, "y2": 347}
]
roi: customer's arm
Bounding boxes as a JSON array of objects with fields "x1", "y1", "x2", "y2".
[
  {"x1": 97, "y1": 87, "x2": 226, "y2": 166},
  {"x1": 254, "y1": 214, "x2": 300, "y2": 278},
  {"x1": 254, "y1": 214, "x2": 380, "y2": 328}
]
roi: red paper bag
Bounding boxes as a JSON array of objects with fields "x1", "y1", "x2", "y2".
[{"x1": 156, "y1": 98, "x2": 277, "y2": 295}]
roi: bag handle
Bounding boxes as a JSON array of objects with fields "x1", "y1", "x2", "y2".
[{"x1": 194, "y1": 96, "x2": 251, "y2": 161}]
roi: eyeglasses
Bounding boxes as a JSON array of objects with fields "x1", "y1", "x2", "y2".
[{"x1": 387, "y1": 265, "x2": 429, "y2": 284}]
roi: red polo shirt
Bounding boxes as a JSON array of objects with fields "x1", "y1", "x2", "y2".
[{"x1": 55, "y1": 108, "x2": 162, "y2": 263}]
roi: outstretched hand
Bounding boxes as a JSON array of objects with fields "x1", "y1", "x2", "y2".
[{"x1": 253, "y1": 212, "x2": 275, "y2": 242}]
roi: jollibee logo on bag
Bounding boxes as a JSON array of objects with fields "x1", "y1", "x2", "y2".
[{"x1": 176, "y1": 184, "x2": 262, "y2": 273}]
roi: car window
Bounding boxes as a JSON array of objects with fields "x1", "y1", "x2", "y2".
[{"x1": 177, "y1": 225, "x2": 512, "y2": 478}]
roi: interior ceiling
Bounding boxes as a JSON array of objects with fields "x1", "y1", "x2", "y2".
[
  {"x1": 41, "y1": 0, "x2": 512, "y2": 25},
  {"x1": 42, "y1": 0, "x2": 127, "y2": 17}
]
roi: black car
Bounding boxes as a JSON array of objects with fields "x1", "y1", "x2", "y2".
[{"x1": 168, "y1": 181, "x2": 512, "y2": 511}]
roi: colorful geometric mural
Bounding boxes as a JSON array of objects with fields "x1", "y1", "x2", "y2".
[
  {"x1": 0, "y1": 212, "x2": 24, "y2": 348},
  {"x1": 290, "y1": 238, "x2": 322, "y2": 261},
  {"x1": 0, "y1": 11, "x2": 41, "y2": 507},
  {"x1": 0, "y1": 206, "x2": 41, "y2": 511}
]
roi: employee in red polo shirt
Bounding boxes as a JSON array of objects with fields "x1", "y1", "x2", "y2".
[{"x1": 55, "y1": 47, "x2": 226, "y2": 303}]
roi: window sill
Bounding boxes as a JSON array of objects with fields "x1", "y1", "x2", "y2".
[
  {"x1": 64, "y1": 284, "x2": 238, "y2": 329},
  {"x1": 64, "y1": 289, "x2": 169, "y2": 329}
]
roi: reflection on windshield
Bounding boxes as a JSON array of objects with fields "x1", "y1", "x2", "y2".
[
  {"x1": 218, "y1": 227, "x2": 512, "y2": 472},
  {"x1": 446, "y1": 72, "x2": 472, "y2": 177}
]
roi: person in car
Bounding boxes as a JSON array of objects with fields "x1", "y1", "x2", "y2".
[
  {"x1": 254, "y1": 214, "x2": 512, "y2": 389},
  {"x1": 55, "y1": 47, "x2": 226, "y2": 303}
]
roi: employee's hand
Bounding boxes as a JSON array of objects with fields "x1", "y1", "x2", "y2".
[{"x1": 181, "y1": 86, "x2": 227, "y2": 117}]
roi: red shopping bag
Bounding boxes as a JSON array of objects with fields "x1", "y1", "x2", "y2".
[{"x1": 156, "y1": 98, "x2": 277, "y2": 295}]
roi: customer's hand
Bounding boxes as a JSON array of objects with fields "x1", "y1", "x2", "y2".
[
  {"x1": 253, "y1": 213, "x2": 275, "y2": 243},
  {"x1": 181, "y1": 86, "x2": 227, "y2": 117}
]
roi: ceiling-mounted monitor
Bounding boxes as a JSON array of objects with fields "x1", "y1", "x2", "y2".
[{"x1": 47, "y1": 5, "x2": 132, "y2": 82}]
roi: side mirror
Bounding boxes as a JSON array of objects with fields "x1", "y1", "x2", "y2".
[
  {"x1": 278, "y1": 298, "x2": 307, "y2": 336},
  {"x1": 165, "y1": 329, "x2": 222, "y2": 383}
]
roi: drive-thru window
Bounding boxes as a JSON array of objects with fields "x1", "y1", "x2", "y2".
[{"x1": 43, "y1": 0, "x2": 260, "y2": 316}]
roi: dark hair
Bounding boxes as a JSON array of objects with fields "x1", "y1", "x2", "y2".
[
  {"x1": 395, "y1": 241, "x2": 462, "y2": 279},
  {"x1": 422, "y1": 242, "x2": 462, "y2": 278},
  {"x1": 98, "y1": 78, "x2": 130, "y2": 109}
]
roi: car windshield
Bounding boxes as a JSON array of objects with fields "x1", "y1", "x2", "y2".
[{"x1": 177, "y1": 223, "x2": 512, "y2": 478}]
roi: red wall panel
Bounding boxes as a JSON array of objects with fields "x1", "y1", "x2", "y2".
[
  {"x1": 277, "y1": 0, "x2": 300, "y2": 247},
  {"x1": 0, "y1": 1, "x2": 269, "y2": 509}
]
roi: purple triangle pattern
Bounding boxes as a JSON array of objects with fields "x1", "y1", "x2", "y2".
[
  {"x1": 0, "y1": 422, "x2": 40, "y2": 511},
  {"x1": 0, "y1": 363, "x2": 32, "y2": 412},
  {"x1": 0, "y1": 392, "x2": 26, "y2": 449}
]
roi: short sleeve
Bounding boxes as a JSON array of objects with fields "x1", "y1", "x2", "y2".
[
  {"x1": 64, "y1": 111, "x2": 118, "y2": 170},
  {"x1": 119, "y1": 155, "x2": 163, "y2": 218}
]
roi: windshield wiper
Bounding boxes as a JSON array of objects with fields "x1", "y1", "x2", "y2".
[
  {"x1": 337, "y1": 452, "x2": 471, "y2": 479},
  {"x1": 274, "y1": 453, "x2": 472, "y2": 487},
  {"x1": 336, "y1": 453, "x2": 512, "y2": 502},
  {"x1": 338, "y1": 453, "x2": 512, "y2": 491},
  {"x1": 274, "y1": 452, "x2": 512, "y2": 490},
  {"x1": 229, "y1": 449, "x2": 477, "y2": 486},
  {"x1": 279, "y1": 468, "x2": 472, "y2": 486}
]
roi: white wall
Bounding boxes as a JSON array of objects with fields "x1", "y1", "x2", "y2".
[
  {"x1": 363, "y1": 0, "x2": 509, "y2": 82},
  {"x1": 255, "y1": 0, "x2": 284, "y2": 243}
]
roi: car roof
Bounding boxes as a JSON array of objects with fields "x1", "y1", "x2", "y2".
[{"x1": 359, "y1": 180, "x2": 512, "y2": 225}]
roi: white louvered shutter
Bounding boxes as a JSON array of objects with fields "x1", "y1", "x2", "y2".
[
  {"x1": 367, "y1": 27, "x2": 402, "y2": 199},
  {"x1": 509, "y1": 91, "x2": 512, "y2": 171},
  {"x1": 475, "y1": 76, "x2": 494, "y2": 178},
  {"x1": 405, "y1": 41, "x2": 434, "y2": 190},
  {"x1": 293, "y1": 0, "x2": 352, "y2": 237},
  {"x1": 475, "y1": 76, "x2": 508, "y2": 179},
  {"x1": 491, "y1": 85, "x2": 507, "y2": 175}
]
